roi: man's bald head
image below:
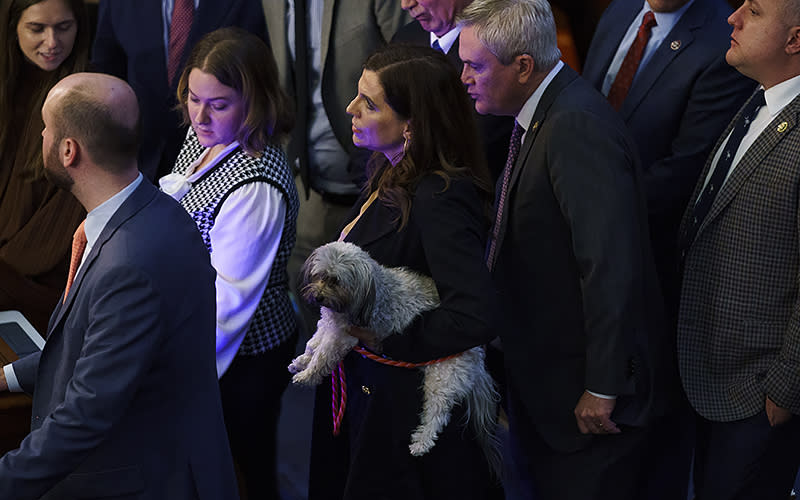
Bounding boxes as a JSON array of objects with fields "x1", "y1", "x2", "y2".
[{"x1": 45, "y1": 73, "x2": 140, "y2": 173}]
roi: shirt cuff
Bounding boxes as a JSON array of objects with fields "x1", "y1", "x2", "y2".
[
  {"x1": 587, "y1": 390, "x2": 616, "y2": 400},
  {"x1": 3, "y1": 364, "x2": 22, "y2": 393}
]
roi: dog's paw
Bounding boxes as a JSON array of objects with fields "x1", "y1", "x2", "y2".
[
  {"x1": 287, "y1": 354, "x2": 310, "y2": 375},
  {"x1": 408, "y1": 429, "x2": 436, "y2": 456},
  {"x1": 292, "y1": 369, "x2": 324, "y2": 386}
]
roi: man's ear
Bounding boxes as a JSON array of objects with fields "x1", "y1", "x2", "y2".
[
  {"x1": 61, "y1": 138, "x2": 79, "y2": 167},
  {"x1": 517, "y1": 54, "x2": 535, "y2": 84},
  {"x1": 787, "y1": 25, "x2": 800, "y2": 55}
]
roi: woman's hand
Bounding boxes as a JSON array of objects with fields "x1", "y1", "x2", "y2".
[{"x1": 347, "y1": 326, "x2": 382, "y2": 354}]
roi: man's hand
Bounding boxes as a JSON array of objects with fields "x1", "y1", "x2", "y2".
[
  {"x1": 0, "y1": 367, "x2": 8, "y2": 392},
  {"x1": 766, "y1": 396, "x2": 793, "y2": 427},
  {"x1": 347, "y1": 326, "x2": 382, "y2": 354},
  {"x1": 574, "y1": 390, "x2": 620, "y2": 434}
]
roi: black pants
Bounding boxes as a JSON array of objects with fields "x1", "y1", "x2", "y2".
[
  {"x1": 219, "y1": 332, "x2": 298, "y2": 500},
  {"x1": 694, "y1": 409, "x2": 800, "y2": 500}
]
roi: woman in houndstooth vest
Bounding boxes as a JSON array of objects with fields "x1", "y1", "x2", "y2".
[{"x1": 159, "y1": 27, "x2": 297, "y2": 500}]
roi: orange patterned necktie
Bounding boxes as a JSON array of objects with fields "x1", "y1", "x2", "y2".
[{"x1": 63, "y1": 220, "x2": 87, "y2": 303}]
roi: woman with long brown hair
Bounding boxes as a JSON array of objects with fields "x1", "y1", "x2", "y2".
[
  {"x1": 308, "y1": 43, "x2": 500, "y2": 500},
  {"x1": 0, "y1": 0, "x2": 90, "y2": 332}
]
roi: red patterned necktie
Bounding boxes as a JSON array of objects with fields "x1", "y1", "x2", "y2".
[
  {"x1": 63, "y1": 221, "x2": 87, "y2": 303},
  {"x1": 486, "y1": 121, "x2": 524, "y2": 271},
  {"x1": 607, "y1": 11, "x2": 657, "y2": 110},
  {"x1": 167, "y1": 0, "x2": 194, "y2": 86}
]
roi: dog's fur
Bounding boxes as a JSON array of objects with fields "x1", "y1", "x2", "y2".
[{"x1": 289, "y1": 241, "x2": 499, "y2": 459}]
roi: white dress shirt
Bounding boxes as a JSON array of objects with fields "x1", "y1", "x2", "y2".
[{"x1": 430, "y1": 25, "x2": 461, "y2": 54}]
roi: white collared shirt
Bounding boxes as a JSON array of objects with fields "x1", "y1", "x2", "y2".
[
  {"x1": 601, "y1": 0, "x2": 696, "y2": 96},
  {"x1": 515, "y1": 60, "x2": 564, "y2": 143},
  {"x1": 430, "y1": 25, "x2": 462, "y2": 54},
  {"x1": 702, "y1": 74, "x2": 800, "y2": 191}
]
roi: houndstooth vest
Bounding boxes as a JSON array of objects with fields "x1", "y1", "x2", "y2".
[{"x1": 172, "y1": 130, "x2": 299, "y2": 355}]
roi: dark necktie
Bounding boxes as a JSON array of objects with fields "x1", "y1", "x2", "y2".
[
  {"x1": 486, "y1": 121, "x2": 524, "y2": 271},
  {"x1": 63, "y1": 221, "x2": 87, "y2": 303},
  {"x1": 167, "y1": 0, "x2": 194, "y2": 86},
  {"x1": 607, "y1": 11, "x2": 656, "y2": 110},
  {"x1": 682, "y1": 89, "x2": 766, "y2": 248},
  {"x1": 432, "y1": 40, "x2": 444, "y2": 53},
  {"x1": 294, "y1": 0, "x2": 311, "y2": 198}
]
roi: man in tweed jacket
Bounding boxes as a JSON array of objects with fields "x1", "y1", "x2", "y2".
[{"x1": 677, "y1": 0, "x2": 800, "y2": 497}]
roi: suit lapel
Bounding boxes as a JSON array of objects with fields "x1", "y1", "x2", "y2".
[
  {"x1": 509, "y1": 66, "x2": 577, "y2": 192},
  {"x1": 50, "y1": 183, "x2": 159, "y2": 332},
  {"x1": 696, "y1": 94, "x2": 800, "y2": 239},
  {"x1": 265, "y1": 0, "x2": 290, "y2": 90},
  {"x1": 582, "y1": 0, "x2": 639, "y2": 88},
  {"x1": 342, "y1": 193, "x2": 397, "y2": 247},
  {"x1": 320, "y1": 1, "x2": 335, "y2": 72},
  {"x1": 493, "y1": 66, "x2": 577, "y2": 254},
  {"x1": 620, "y1": 2, "x2": 705, "y2": 120},
  {"x1": 446, "y1": 36, "x2": 461, "y2": 67}
]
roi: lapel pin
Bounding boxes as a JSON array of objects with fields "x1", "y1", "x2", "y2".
[
  {"x1": 531, "y1": 121, "x2": 539, "y2": 131},
  {"x1": 778, "y1": 121, "x2": 789, "y2": 133},
  {"x1": 670, "y1": 40, "x2": 681, "y2": 51}
]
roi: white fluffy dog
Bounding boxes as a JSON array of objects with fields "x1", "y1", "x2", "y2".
[{"x1": 289, "y1": 241, "x2": 498, "y2": 458}]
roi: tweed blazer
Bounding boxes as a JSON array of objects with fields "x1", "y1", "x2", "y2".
[{"x1": 678, "y1": 89, "x2": 800, "y2": 421}]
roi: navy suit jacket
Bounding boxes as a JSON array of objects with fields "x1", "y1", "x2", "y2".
[
  {"x1": 582, "y1": 0, "x2": 755, "y2": 319},
  {"x1": 392, "y1": 21, "x2": 514, "y2": 182},
  {"x1": 91, "y1": 0, "x2": 268, "y2": 181},
  {"x1": 0, "y1": 181, "x2": 237, "y2": 499}
]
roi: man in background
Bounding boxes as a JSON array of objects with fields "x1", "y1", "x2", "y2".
[
  {"x1": 582, "y1": 1, "x2": 755, "y2": 497},
  {"x1": 92, "y1": 0, "x2": 268, "y2": 181},
  {"x1": 394, "y1": 0, "x2": 513, "y2": 181}
]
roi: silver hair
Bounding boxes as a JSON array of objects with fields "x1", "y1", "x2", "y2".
[{"x1": 457, "y1": 0, "x2": 561, "y2": 71}]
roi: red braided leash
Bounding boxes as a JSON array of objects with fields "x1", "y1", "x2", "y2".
[{"x1": 330, "y1": 346, "x2": 463, "y2": 436}]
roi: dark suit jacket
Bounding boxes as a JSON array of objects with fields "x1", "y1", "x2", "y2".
[
  {"x1": 392, "y1": 21, "x2": 514, "y2": 182},
  {"x1": 494, "y1": 65, "x2": 668, "y2": 453},
  {"x1": 0, "y1": 181, "x2": 237, "y2": 499},
  {"x1": 309, "y1": 173, "x2": 498, "y2": 499},
  {"x1": 582, "y1": 0, "x2": 755, "y2": 318},
  {"x1": 91, "y1": 0, "x2": 268, "y2": 181},
  {"x1": 678, "y1": 90, "x2": 800, "y2": 422}
]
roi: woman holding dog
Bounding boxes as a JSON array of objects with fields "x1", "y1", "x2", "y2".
[
  {"x1": 308, "y1": 43, "x2": 500, "y2": 500},
  {"x1": 159, "y1": 27, "x2": 298, "y2": 500}
]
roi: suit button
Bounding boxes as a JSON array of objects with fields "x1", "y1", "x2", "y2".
[{"x1": 361, "y1": 385, "x2": 371, "y2": 395}]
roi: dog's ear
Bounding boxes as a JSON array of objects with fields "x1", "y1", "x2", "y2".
[
  {"x1": 300, "y1": 247, "x2": 319, "y2": 290},
  {"x1": 353, "y1": 270, "x2": 376, "y2": 327}
]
